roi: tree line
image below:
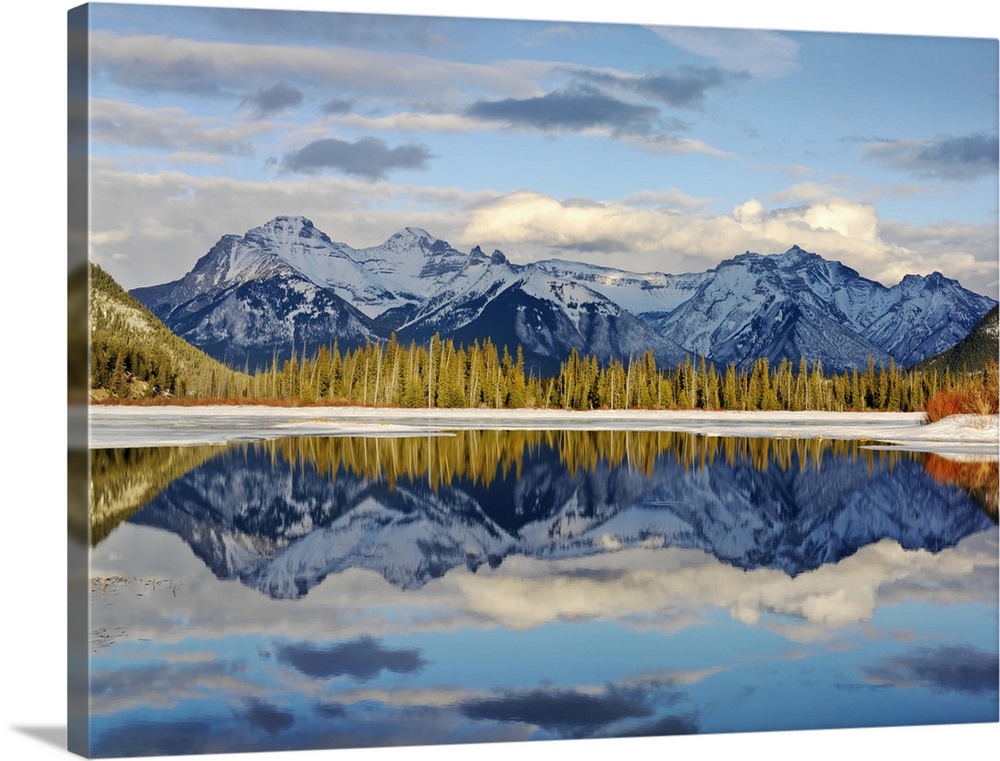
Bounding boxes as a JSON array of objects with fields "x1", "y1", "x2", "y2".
[{"x1": 95, "y1": 324, "x2": 997, "y2": 415}]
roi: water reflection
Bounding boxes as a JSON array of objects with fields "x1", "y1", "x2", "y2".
[
  {"x1": 923, "y1": 453, "x2": 999, "y2": 516},
  {"x1": 87, "y1": 430, "x2": 999, "y2": 757},
  {"x1": 93, "y1": 431, "x2": 995, "y2": 598}
]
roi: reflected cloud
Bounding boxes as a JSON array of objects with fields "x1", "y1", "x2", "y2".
[
  {"x1": 331, "y1": 686, "x2": 490, "y2": 708},
  {"x1": 236, "y1": 698, "x2": 295, "y2": 736},
  {"x1": 275, "y1": 636, "x2": 426, "y2": 681},
  {"x1": 89, "y1": 524, "x2": 998, "y2": 648},
  {"x1": 93, "y1": 719, "x2": 221, "y2": 758},
  {"x1": 614, "y1": 714, "x2": 698, "y2": 737},
  {"x1": 89, "y1": 660, "x2": 260, "y2": 716},
  {"x1": 314, "y1": 702, "x2": 345, "y2": 718},
  {"x1": 448, "y1": 538, "x2": 998, "y2": 638},
  {"x1": 460, "y1": 686, "x2": 653, "y2": 737},
  {"x1": 619, "y1": 667, "x2": 725, "y2": 691},
  {"x1": 863, "y1": 645, "x2": 999, "y2": 694}
]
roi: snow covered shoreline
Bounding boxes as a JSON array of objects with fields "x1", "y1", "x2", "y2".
[{"x1": 80, "y1": 404, "x2": 999, "y2": 456}]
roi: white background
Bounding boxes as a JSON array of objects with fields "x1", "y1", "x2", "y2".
[{"x1": 2, "y1": 1, "x2": 998, "y2": 760}]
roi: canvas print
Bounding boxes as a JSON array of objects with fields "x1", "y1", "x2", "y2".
[{"x1": 68, "y1": 2, "x2": 999, "y2": 758}]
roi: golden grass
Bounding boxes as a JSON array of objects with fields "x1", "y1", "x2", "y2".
[{"x1": 924, "y1": 360, "x2": 999, "y2": 422}]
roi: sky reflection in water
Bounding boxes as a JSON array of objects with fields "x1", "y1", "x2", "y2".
[{"x1": 87, "y1": 431, "x2": 999, "y2": 757}]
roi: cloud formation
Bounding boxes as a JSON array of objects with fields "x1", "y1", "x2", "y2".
[
  {"x1": 89, "y1": 659, "x2": 259, "y2": 716},
  {"x1": 865, "y1": 134, "x2": 999, "y2": 181},
  {"x1": 321, "y1": 98, "x2": 353, "y2": 115},
  {"x1": 243, "y1": 81, "x2": 303, "y2": 117},
  {"x1": 90, "y1": 30, "x2": 546, "y2": 102},
  {"x1": 281, "y1": 136, "x2": 433, "y2": 180},
  {"x1": 90, "y1": 98, "x2": 266, "y2": 153},
  {"x1": 467, "y1": 85, "x2": 659, "y2": 134},
  {"x1": 573, "y1": 66, "x2": 737, "y2": 109}
]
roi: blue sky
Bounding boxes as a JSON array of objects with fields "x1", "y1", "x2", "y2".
[{"x1": 82, "y1": 1, "x2": 999, "y2": 297}]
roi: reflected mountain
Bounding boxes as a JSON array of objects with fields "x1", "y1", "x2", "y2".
[
  {"x1": 90, "y1": 445, "x2": 225, "y2": 545},
  {"x1": 114, "y1": 431, "x2": 996, "y2": 599}
]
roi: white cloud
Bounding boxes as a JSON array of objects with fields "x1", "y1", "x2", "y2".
[
  {"x1": 90, "y1": 98, "x2": 270, "y2": 153},
  {"x1": 651, "y1": 27, "x2": 801, "y2": 79},
  {"x1": 622, "y1": 132, "x2": 731, "y2": 157},
  {"x1": 733, "y1": 198, "x2": 765, "y2": 224},
  {"x1": 620, "y1": 189, "x2": 713, "y2": 214},
  {"x1": 338, "y1": 113, "x2": 731, "y2": 159},
  {"x1": 460, "y1": 188, "x2": 998, "y2": 295},
  {"x1": 798, "y1": 199, "x2": 881, "y2": 241},
  {"x1": 769, "y1": 181, "x2": 851, "y2": 203},
  {"x1": 337, "y1": 112, "x2": 487, "y2": 134},
  {"x1": 879, "y1": 218, "x2": 1000, "y2": 293},
  {"x1": 91, "y1": 30, "x2": 548, "y2": 102}
]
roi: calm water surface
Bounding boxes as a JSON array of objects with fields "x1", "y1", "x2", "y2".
[{"x1": 87, "y1": 430, "x2": 999, "y2": 757}]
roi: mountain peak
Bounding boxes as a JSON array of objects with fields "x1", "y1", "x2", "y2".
[
  {"x1": 245, "y1": 215, "x2": 333, "y2": 248},
  {"x1": 393, "y1": 226, "x2": 437, "y2": 242},
  {"x1": 258, "y1": 215, "x2": 314, "y2": 232},
  {"x1": 901, "y1": 271, "x2": 956, "y2": 290}
]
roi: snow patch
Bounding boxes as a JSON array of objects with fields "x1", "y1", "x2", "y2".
[{"x1": 88, "y1": 405, "x2": 999, "y2": 457}]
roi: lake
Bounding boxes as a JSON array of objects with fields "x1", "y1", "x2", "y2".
[{"x1": 85, "y1": 427, "x2": 998, "y2": 757}]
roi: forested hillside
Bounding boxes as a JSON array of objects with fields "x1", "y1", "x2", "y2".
[{"x1": 89, "y1": 263, "x2": 249, "y2": 399}]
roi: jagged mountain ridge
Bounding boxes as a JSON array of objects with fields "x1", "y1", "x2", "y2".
[
  {"x1": 643, "y1": 247, "x2": 996, "y2": 371},
  {"x1": 129, "y1": 216, "x2": 996, "y2": 373},
  {"x1": 394, "y1": 247, "x2": 689, "y2": 371},
  {"x1": 131, "y1": 219, "x2": 385, "y2": 369}
]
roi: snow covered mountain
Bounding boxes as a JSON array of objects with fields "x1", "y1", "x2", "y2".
[
  {"x1": 534, "y1": 258, "x2": 704, "y2": 316},
  {"x1": 865, "y1": 272, "x2": 997, "y2": 366},
  {"x1": 352, "y1": 226, "x2": 473, "y2": 303},
  {"x1": 642, "y1": 246, "x2": 996, "y2": 371},
  {"x1": 131, "y1": 218, "x2": 385, "y2": 368},
  {"x1": 130, "y1": 216, "x2": 690, "y2": 371},
  {"x1": 129, "y1": 218, "x2": 996, "y2": 373},
  {"x1": 394, "y1": 247, "x2": 689, "y2": 372}
]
